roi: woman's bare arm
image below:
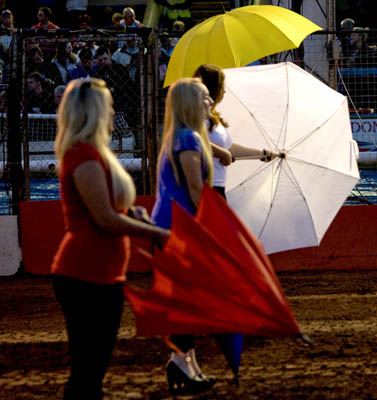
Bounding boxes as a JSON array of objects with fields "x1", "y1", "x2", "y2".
[
  {"x1": 179, "y1": 151, "x2": 204, "y2": 208},
  {"x1": 231, "y1": 143, "x2": 278, "y2": 161},
  {"x1": 73, "y1": 160, "x2": 169, "y2": 243},
  {"x1": 211, "y1": 142, "x2": 232, "y2": 165}
]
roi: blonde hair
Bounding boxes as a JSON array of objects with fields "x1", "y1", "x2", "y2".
[
  {"x1": 158, "y1": 77, "x2": 213, "y2": 186},
  {"x1": 54, "y1": 78, "x2": 136, "y2": 210},
  {"x1": 352, "y1": 27, "x2": 369, "y2": 43}
]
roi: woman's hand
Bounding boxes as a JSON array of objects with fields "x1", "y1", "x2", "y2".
[
  {"x1": 211, "y1": 143, "x2": 232, "y2": 166},
  {"x1": 219, "y1": 149, "x2": 232, "y2": 166},
  {"x1": 261, "y1": 149, "x2": 280, "y2": 162},
  {"x1": 128, "y1": 206, "x2": 154, "y2": 225}
]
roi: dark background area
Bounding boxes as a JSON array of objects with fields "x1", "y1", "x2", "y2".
[{"x1": 336, "y1": 0, "x2": 377, "y2": 30}]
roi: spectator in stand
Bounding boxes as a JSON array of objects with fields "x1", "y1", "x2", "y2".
[
  {"x1": 77, "y1": 12, "x2": 91, "y2": 29},
  {"x1": 346, "y1": 27, "x2": 376, "y2": 68},
  {"x1": 99, "y1": 6, "x2": 114, "y2": 28},
  {"x1": 66, "y1": 0, "x2": 88, "y2": 28},
  {"x1": 32, "y1": 7, "x2": 59, "y2": 30},
  {"x1": 31, "y1": 7, "x2": 59, "y2": 62},
  {"x1": 25, "y1": 37, "x2": 37, "y2": 51},
  {"x1": 0, "y1": 9, "x2": 14, "y2": 79},
  {"x1": 170, "y1": 20, "x2": 185, "y2": 50},
  {"x1": 340, "y1": 18, "x2": 355, "y2": 61},
  {"x1": 120, "y1": 7, "x2": 143, "y2": 29},
  {"x1": 70, "y1": 47, "x2": 98, "y2": 80},
  {"x1": 112, "y1": 12, "x2": 123, "y2": 27},
  {"x1": 26, "y1": 71, "x2": 54, "y2": 114},
  {"x1": 94, "y1": 45, "x2": 140, "y2": 147},
  {"x1": 159, "y1": 32, "x2": 172, "y2": 84},
  {"x1": 0, "y1": 89, "x2": 7, "y2": 113},
  {"x1": 26, "y1": 46, "x2": 63, "y2": 87},
  {"x1": 48, "y1": 84, "x2": 66, "y2": 113},
  {"x1": 52, "y1": 42, "x2": 78, "y2": 84},
  {"x1": 76, "y1": 41, "x2": 99, "y2": 64},
  {"x1": 112, "y1": 37, "x2": 140, "y2": 81},
  {"x1": 94, "y1": 46, "x2": 136, "y2": 110},
  {"x1": 72, "y1": 15, "x2": 99, "y2": 61},
  {"x1": 0, "y1": 9, "x2": 14, "y2": 50}
]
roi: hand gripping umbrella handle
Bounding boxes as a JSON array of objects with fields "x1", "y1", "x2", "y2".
[{"x1": 233, "y1": 152, "x2": 286, "y2": 161}]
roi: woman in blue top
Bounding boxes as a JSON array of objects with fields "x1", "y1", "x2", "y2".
[{"x1": 151, "y1": 78, "x2": 216, "y2": 394}]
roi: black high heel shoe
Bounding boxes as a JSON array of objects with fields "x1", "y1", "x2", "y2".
[
  {"x1": 166, "y1": 361, "x2": 216, "y2": 394},
  {"x1": 197, "y1": 372, "x2": 216, "y2": 385}
]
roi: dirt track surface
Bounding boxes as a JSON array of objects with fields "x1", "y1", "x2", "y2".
[{"x1": 2, "y1": 270, "x2": 377, "y2": 399}]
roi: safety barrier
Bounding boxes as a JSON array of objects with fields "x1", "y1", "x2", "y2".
[{"x1": 1, "y1": 200, "x2": 374, "y2": 276}]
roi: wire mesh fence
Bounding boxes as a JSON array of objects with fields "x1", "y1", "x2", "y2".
[
  {"x1": 21, "y1": 32, "x2": 150, "y2": 202},
  {"x1": 154, "y1": 30, "x2": 377, "y2": 206},
  {"x1": 1, "y1": 28, "x2": 377, "y2": 215}
]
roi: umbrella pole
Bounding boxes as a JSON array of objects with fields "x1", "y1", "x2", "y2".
[{"x1": 234, "y1": 153, "x2": 286, "y2": 161}]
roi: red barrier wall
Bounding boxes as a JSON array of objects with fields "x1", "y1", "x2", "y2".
[
  {"x1": 20, "y1": 200, "x2": 377, "y2": 275},
  {"x1": 20, "y1": 196, "x2": 156, "y2": 275},
  {"x1": 270, "y1": 205, "x2": 377, "y2": 271}
]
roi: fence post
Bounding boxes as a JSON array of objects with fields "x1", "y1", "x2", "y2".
[
  {"x1": 327, "y1": 0, "x2": 337, "y2": 90},
  {"x1": 146, "y1": 31, "x2": 158, "y2": 194},
  {"x1": 7, "y1": 30, "x2": 24, "y2": 215}
]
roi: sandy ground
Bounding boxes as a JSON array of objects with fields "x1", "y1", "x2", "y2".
[{"x1": 2, "y1": 270, "x2": 377, "y2": 399}]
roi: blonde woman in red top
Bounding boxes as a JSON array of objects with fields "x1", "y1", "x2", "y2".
[{"x1": 51, "y1": 78, "x2": 169, "y2": 400}]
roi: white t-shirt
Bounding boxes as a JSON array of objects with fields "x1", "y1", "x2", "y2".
[{"x1": 209, "y1": 123, "x2": 232, "y2": 187}]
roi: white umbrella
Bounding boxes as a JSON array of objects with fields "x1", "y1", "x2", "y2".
[{"x1": 217, "y1": 62, "x2": 360, "y2": 254}]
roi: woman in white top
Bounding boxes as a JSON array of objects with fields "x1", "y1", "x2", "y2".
[{"x1": 193, "y1": 64, "x2": 277, "y2": 198}]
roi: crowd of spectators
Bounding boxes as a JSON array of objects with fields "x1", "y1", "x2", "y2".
[
  {"x1": 336, "y1": 17, "x2": 377, "y2": 69},
  {"x1": 0, "y1": 2, "x2": 188, "y2": 117},
  {"x1": 336, "y1": 14, "x2": 377, "y2": 111}
]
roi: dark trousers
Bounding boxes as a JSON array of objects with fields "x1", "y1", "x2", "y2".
[
  {"x1": 53, "y1": 275, "x2": 124, "y2": 400},
  {"x1": 213, "y1": 186, "x2": 226, "y2": 199}
]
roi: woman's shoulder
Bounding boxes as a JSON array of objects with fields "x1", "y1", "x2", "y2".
[{"x1": 174, "y1": 127, "x2": 201, "y2": 152}]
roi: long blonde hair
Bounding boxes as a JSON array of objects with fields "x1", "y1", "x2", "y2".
[
  {"x1": 54, "y1": 78, "x2": 136, "y2": 210},
  {"x1": 158, "y1": 77, "x2": 213, "y2": 185}
]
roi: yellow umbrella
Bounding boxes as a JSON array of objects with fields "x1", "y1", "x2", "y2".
[{"x1": 163, "y1": 5, "x2": 322, "y2": 87}]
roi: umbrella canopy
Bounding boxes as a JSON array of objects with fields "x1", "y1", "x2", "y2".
[
  {"x1": 163, "y1": 5, "x2": 322, "y2": 87},
  {"x1": 217, "y1": 62, "x2": 360, "y2": 254},
  {"x1": 124, "y1": 185, "x2": 300, "y2": 338}
]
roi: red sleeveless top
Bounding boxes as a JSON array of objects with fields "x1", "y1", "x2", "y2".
[{"x1": 51, "y1": 143, "x2": 130, "y2": 284}]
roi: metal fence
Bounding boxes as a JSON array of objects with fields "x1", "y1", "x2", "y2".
[
  {"x1": 1, "y1": 28, "x2": 377, "y2": 215},
  {"x1": 155, "y1": 29, "x2": 377, "y2": 205},
  {"x1": 1, "y1": 27, "x2": 160, "y2": 214}
]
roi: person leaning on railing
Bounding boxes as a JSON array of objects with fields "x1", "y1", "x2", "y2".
[{"x1": 345, "y1": 27, "x2": 377, "y2": 68}]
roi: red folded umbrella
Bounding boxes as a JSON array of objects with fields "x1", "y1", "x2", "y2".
[{"x1": 124, "y1": 185, "x2": 300, "y2": 338}]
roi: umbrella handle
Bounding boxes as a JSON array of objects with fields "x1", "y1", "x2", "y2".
[{"x1": 233, "y1": 152, "x2": 286, "y2": 161}]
